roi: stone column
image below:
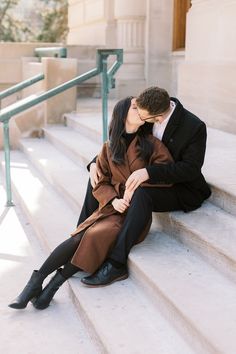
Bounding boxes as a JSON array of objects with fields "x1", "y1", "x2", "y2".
[
  {"x1": 42, "y1": 58, "x2": 78, "y2": 124},
  {"x1": 145, "y1": 0, "x2": 175, "y2": 94},
  {"x1": 114, "y1": 0, "x2": 146, "y2": 96},
  {"x1": 178, "y1": 0, "x2": 236, "y2": 133}
]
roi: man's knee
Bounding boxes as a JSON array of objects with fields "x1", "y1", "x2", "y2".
[{"x1": 131, "y1": 187, "x2": 152, "y2": 207}]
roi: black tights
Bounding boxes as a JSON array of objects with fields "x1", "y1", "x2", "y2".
[{"x1": 38, "y1": 233, "x2": 82, "y2": 280}]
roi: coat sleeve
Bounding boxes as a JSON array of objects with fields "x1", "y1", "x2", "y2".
[
  {"x1": 92, "y1": 143, "x2": 118, "y2": 209},
  {"x1": 141, "y1": 137, "x2": 174, "y2": 188},
  {"x1": 146, "y1": 123, "x2": 207, "y2": 184}
]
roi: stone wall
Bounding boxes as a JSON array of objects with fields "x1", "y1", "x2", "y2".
[{"x1": 178, "y1": 0, "x2": 236, "y2": 133}]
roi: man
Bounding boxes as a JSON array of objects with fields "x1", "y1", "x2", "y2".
[{"x1": 78, "y1": 87, "x2": 211, "y2": 286}]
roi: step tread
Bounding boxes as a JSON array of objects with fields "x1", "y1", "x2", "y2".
[
  {"x1": 44, "y1": 125, "x2": 101, "y2": 160},
  {"x1": 203, "y1": 127, "x2": 236, "y2": 198},
  {"x1": 2, "y1": 151, "x2": 194, "y2": 354},
  {"x1": 71, "y1": 277, "x2": 194, "y2": 354},
  {"x1": 5, "y1": 150, "x2": 78, "y2": 249},
  {"x1": 63, "y1": 115, "x2": 236, "y2": 206},
  {"x1": 19, "y1": 136, "x2": 236, "y2": 274},
  {"x1": 166, "y1": 202, "x2": 236, "y2": 262},
  {"x1": 19, "y1": 138, "x2": 88, "y2": 210},
  {"x1": 129, "y1": 231, "x2": 236, "y2": 354},
  {"x1": 0, "y1": 172, "x2": 99, "y2": 354}
]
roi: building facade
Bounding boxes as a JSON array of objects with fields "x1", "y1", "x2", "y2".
[{"x1": 67, "y1": 0, "x2": 236, "y2": 134}]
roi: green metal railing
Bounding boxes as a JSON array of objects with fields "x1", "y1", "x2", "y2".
[
  {"x1": 35, "y1": 47, "x2": 67, "y2": 59},
  {"x1": 0, "y1": 49, "x2": 123, "y2": 206},
  {"x1": 0, "y1": 73, "x2": 45, "y2": 107}
]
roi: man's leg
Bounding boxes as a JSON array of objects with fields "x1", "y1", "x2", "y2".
[
  {"x1": 109, "y1": 186, "x2": 181, "y2": 264},
  {"x1": 77, "y1": 179, "x2": 99, "y2": 227},
  {"x1": 81, "y1": 186, "x2": 182, "y2": 287}
]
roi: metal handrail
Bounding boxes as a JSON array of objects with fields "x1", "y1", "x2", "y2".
[
  {"x1": 0, "y1": 49, "x2": 123, "y2": 206},
  {"x1": 0, "y1": 73, "x2": 44, "y2": 101}
]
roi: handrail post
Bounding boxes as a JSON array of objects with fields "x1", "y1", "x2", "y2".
[
  {"x1": 3, "y1": 120, "x2": 14, "y2": 207},
  {"x1": 101, "y1": 54, "x2": 109, "y2": 142}
]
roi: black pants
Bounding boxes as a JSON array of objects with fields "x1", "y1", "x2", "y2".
[
  {"x1": 77, "y1": 180, "x2": 182, "y2": 265},
  {"x1": 38, "y1": 233, "x2": 82, "y2": 279}
]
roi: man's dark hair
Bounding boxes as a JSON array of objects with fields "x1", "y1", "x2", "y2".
[
  {"x1": 136, "y1": 86, "x2": 170, "y2": 115},
  {"x1": 109, "y1": 97, "x2": 153, "y2": 165}
]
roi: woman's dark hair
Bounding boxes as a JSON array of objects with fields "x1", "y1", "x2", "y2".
[{"x1": 109, "y1": 97, "x2": 153, "y2": 165}]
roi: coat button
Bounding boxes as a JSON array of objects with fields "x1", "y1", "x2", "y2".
[{"x1": 169, "y1": 138, "x2": 173, "y2": 143}]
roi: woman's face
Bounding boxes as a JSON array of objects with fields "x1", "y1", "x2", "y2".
[{"x1": 125, "y1": 98, "x2": 145, "y2": 130}]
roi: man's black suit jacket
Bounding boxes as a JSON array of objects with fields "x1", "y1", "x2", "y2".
[{"x1": 144, "y1": 97, "x2": 211, "y2": 211}]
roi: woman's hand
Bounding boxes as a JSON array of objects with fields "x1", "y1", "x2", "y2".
[
  {"x1": 111, "y1": 198, "x2": 130, "y2": 213},
  {"x1": 89, "y1": 163, "x2": 101, "y2": 188}
]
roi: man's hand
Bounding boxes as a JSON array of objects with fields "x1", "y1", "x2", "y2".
[
  {"x1": 111, "y1": 198, "x2": 130, "y2": 213},
  {"x1": 125, "y1": 168, "x2": 149, "y2": 192},
  {"x1": 89, "y1": 163, "x2": 101, "y2": 188}
]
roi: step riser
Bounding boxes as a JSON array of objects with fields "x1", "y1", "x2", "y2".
[
  {"x1": 44, "y1": 130, "x2": 90, "y2": 167},
  {"x1": 4, "y1": 151, "x2": 236, "y2": 353},
  {"x1": 20, "y1": 136, "x2": 236, "y2": 282},
  {"x1": 209, "y1": 186, "x2": 236, "y2": 217},
  {"x1": 68, "y1": 283, "x2": 108, "y2": 354},
  {"x1": 154, "y1": 214, "x2": 236, "y2": 283},
  {"x1": 47, "y1": 125, "x2": 235, "y2": 219},
  {"x1": 19, "y1": 142, "x2": 84, "y2": 214},
  {"x1": 129, "y1": 259, "x2": 217, "y2": 354},
  {"x1": 66, "y1": 117, "x2": 102, "y2": 145},
  {"x1": 5, "y1": 161, "x2": 110, "y2": 354}
]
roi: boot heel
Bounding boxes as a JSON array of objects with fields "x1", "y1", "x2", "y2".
[
  {"x1": 8, "y1": 270, "x2": 44, "y2": 310},
  {"x1": 33, "y1": 269, "x2": 66, "y2": 310}
]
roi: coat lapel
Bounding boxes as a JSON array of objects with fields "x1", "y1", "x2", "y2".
[{"x1": 127, "y1": 136, "x2": 140, "y2": 169}]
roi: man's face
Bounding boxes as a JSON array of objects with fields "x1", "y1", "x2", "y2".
[{"x1": 133, "y1": 98, "x2": 163, "y2": 123}]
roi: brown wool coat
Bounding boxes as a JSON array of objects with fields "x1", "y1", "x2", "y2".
[{"x1": 70, "y1": 135, "x2": 173, "y2": 273}]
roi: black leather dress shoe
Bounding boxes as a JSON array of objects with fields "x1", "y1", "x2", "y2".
[{"x1": 81, "y1": 261, "x2": 128, "y2": 287}]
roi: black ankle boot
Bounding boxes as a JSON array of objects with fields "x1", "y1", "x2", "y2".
[
  {"x1": 33, "y1": 268, "x2": 66, "y2": 310},
  {"x1": 8, "y1": 270, "x2": 45, "y2": 309}
]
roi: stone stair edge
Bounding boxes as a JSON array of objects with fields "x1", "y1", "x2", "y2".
[
  {"x1": 18, "y1": 135, "x2": 236, "y2": 281},
  {"x1": 1, "y1": 152, "x2": 195, "y2": 354},
  {"x1": 128, "y1": 232, "x2": 236, "y2": 354},
  {"x1": 18, "y1": 138, "x2": 88, "y2": 213},
  {"x1": 42, "y1": 124, "x2": 236, "y2": 216}
]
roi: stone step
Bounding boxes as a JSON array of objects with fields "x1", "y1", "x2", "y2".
[
  {"x1": 64, "y1": 111, "x2": 236, "y2": 217},
  {"x1": 20, "y1": 130, "x2": 236, "y2": 281},
  {"x1": 154, "y1": 202, "x2": 236, "y2": 282},
  {"x1": 64, "y1": 112, "x2": 104, "y2": 145},
  {"x1": 1, "y1": 151, "x2": 194, "y2": 354},
  {"x1": 203, "y1": 127, "x2": 236, "y2": 217},
  {"x1": 0, "y1": 171, "x2": 100, "y2": 354},
  {"x1": 33, "y1": 127, "x2": 236, "y2": 280},
  {"x1": 19, "y1": 137, "x2": 88, "y2": 213},
  {"x1": 43, "y1": 125, "x2": 101, "y2": 167},
  {"x1": 128, "y1": 231, "x2": 236, "y2": 354}
]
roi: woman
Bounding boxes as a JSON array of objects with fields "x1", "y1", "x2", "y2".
[{"x1": 8, "y1": 97, "x2": 173, "y2": 311}]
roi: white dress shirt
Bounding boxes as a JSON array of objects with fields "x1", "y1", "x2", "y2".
[{"x1": 152, "y1": 100, "x2": 176, "y2": 141}]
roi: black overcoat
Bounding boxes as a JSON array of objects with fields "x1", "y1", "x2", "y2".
[{"x1": 144, "y1": 97, "x2": 211, "y2": 211}]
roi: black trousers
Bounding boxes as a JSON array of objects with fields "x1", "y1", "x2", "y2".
[{"x1": 77, "y1": 180, "x2": 182, "y2": 265}]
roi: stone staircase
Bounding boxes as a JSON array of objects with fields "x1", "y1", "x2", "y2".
[{"x1": 1, "y1": 98, "x2": 236, "y2": 353}]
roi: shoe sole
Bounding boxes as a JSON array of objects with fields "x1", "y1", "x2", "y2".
[{"x1": 81, "y1": 273, "x2": 128, "y2": 287}]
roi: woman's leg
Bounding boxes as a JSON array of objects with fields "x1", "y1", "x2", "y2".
[
  {"x1": 38, "y1": 233, "x2": 82, "y2": 278},
  {"x1": 8, "y1": 233, "x2": 82, "y2": 310},
  {"x1": 32, "y1": 234, "x2": 83, "y2": 310},
  {"x1": 77, "y1": 179, "x2": 99, "y2": 227}
]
